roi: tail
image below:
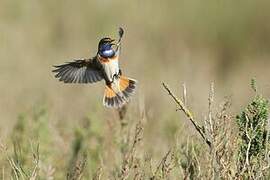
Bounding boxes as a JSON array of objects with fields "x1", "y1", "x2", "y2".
[{"x1": 103, "y1": 76, "x2": 137, "y2": 108}]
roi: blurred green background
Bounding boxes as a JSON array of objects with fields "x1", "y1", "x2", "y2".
[{"x1": 0, "y1": 0, "x2": 270, "y2": 178}]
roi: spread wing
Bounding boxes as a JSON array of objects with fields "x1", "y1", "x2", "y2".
[{"x1": 52, "y1": 58, "x2": 104, "y2": 83}]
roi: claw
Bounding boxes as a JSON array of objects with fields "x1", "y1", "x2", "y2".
[{"x1": 118, "y1": 69, "x2": 122, "y2": 76}]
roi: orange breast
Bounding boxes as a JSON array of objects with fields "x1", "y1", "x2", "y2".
[
  {"x1": 99, "y1": 56, "x2": 110, "y2": 63},
  {"x1": 99, "y1": 55, "x2": 118, "y2": 64}
]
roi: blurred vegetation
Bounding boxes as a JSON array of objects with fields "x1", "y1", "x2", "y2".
[
  {"x1": 0, "y1": 0, "x2": 270, "y2": 179},
  {"x1": 1, "y1": 80, "x2": 269, "y2": 179},
  {"x1": 236, "y1": 80, "x2": 269, "y2": 178}
]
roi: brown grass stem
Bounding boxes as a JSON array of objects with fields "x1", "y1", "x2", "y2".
[{"x1": 162, "y1": 82, "x2": 211, "y2": 148}]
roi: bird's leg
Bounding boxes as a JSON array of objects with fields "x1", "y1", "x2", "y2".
[
  {"x1": 118, "y1": 69, "x2": 122, "y2": 76},
  {"x1": 110, "y1": 70, "x2": 122, "y2": 83},
  {"x1": 112, "y1": 72, "x2": 120, "y2": 82}
]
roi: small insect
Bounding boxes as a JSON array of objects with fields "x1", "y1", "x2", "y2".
[{"x1": 52, "y1": 28, "x2": 137, "y2": 108}]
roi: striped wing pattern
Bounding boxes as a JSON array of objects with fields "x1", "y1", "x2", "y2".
[{"x1": 52, "y1": 58, "x2": 103, "y2": 83}]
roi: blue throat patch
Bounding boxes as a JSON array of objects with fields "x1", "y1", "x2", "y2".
[{"x1": 99, "y1": 43, "x2": 115, "y2": 58}]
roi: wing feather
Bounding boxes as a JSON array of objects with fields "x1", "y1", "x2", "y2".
[{"x1": 52, "y1": 58, "x2": 103, "y2": 84}]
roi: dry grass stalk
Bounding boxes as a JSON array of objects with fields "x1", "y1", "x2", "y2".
[
  {"x1": 204, "y1": 84, "x2": 235, "y2": 179},
  {"x1": 163, "y1": 82, "x2": 238, "y2": 179},
  {"x1": 66, "y1": 129, "x2": 87, "y2": 180},
  {"x1": 179, "y1": 139, "x2": 201, "y2": 179},
  {"x1": 67, "y1": 155, "x2": 87, "y2": 180},
  {"x1": 151, "y1": 150, "x2": 171, "y2": 179},
  {"x1": 162, "y1": 82, "x2": 211, "y2": 147},
  {"x1": 119, "y1": 120, "x2": 143, "y2": 180},
  {"x1": 0, "y1": 141, "x2": 41, "y2": 180},
  {"x1": 150, "y1": 149, "x2": 176, "y2": 180},
  {"x1": 0, "y1": 143, "x2": 23, "y2": 180},
  {"x1": 43, "y1": 165, "x2": 55, "y2": 180},
  {"x1": 29, "y1": 142, "x2": 40, "y2": 180},
  {"x1": 92, "y1": 167, "x2": 102, "y2": 180}
]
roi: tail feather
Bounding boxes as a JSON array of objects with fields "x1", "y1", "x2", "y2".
[{"x1": 103, "y1": 76, "x2": 137, "y2": 108}]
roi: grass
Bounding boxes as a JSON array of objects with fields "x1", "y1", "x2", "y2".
[{"x1": 0, "y1": 80, "x2": 269, "y2": 179}]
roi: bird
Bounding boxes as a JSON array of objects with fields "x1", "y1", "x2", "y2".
[{"x1": 52, "y1": 28, "x2": 137, "y2": 108}]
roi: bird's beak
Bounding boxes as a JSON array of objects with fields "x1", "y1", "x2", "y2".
[{"x1": 109, "y1": 39, "x2": 116, "y2": 45}]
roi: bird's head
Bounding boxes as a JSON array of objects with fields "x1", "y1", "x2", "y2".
[{"x1": 98, "y1": 37, "x2": 116, "y2": 58}]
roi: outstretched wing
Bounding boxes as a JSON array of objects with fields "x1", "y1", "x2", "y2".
[{"x1": 52, "y1": 58, "x2": 104, "y2": 83}]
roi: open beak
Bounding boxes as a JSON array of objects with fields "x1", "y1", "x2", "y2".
[
  {"x1": 111, "y1": 39, "x2": 121, "y2": 47},
  {"x1": 109, "y1": 39, "x2": 115, "y2": 44},
  {"x1": 110, "y1": 39, "x2": 118, "y2": 48}
]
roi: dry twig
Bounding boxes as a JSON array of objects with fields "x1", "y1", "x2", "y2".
[{"x1": 162, "y1": 82, "x2": 211, "y2": 147}]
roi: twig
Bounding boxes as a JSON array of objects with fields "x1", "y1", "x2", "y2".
[
  {"x1": 162, "y1": 82, "x2": 211, "y2": 147},
  {"x1": 93, "y1": 167, "x2": 102, "y2": 180},
  {"x1": 29, "y1": 142, "x2": 39, "y2": 180},
  {"x1": 206, "y1": 83, "x2": 218, "y2": 179},
  {"x1": 0, "y1": 142, "x2": 26, "y2": 180},
  {"x1": 208, "y1": 83, "x2": 214, "y2": 134},
  {"x1": 151, "y1": 150, "x2": 171, "y2": 179},
  {"x1": 120, "y1": 121, "x2": 143, "y2": 180}
]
